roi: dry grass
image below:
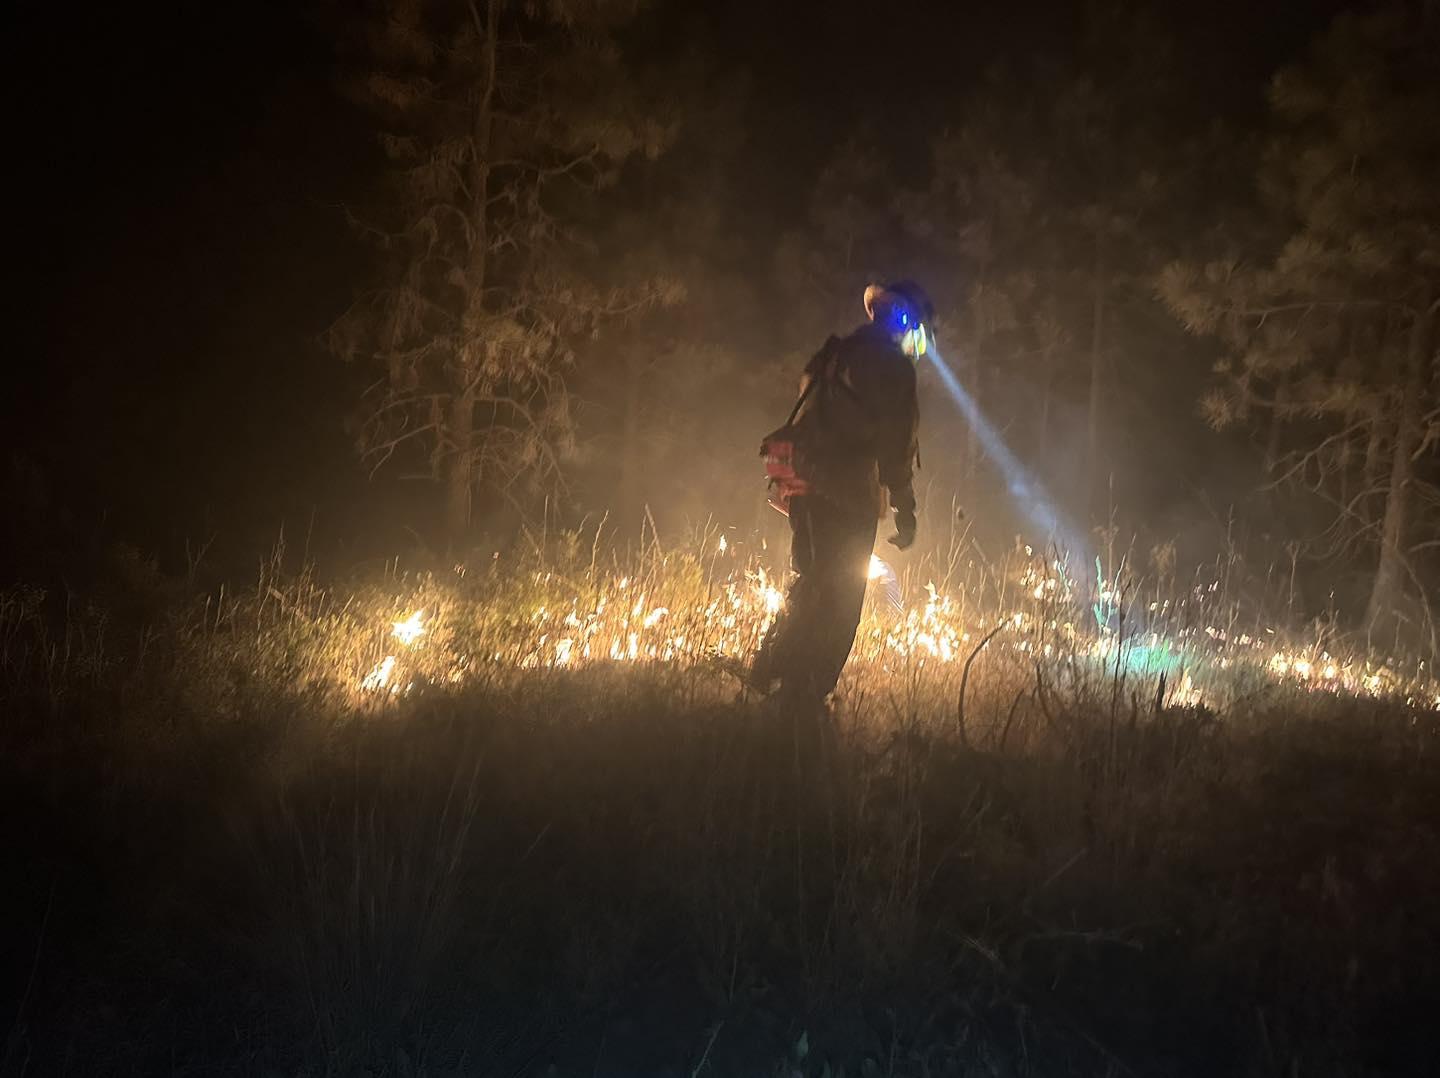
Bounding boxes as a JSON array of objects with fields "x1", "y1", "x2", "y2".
[{"x1": 2, "y1": 531, "x2": 1438, "y2": 1076}]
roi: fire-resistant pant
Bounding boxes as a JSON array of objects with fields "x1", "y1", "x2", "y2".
[{"x1": 754, "y1": 494, "x2": 877, "y2": 703}]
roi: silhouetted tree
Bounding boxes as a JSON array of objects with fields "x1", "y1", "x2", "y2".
[
  {"x1": 565, "y1": 54, "x2": 765, "y2": 530},
  {"x1": 917, "y1": 22, "x2": 1191, "y2": 523},
  {"x1": 774, "y1": 133, "x2": 909, "y2": 349},
  {"x1": 1161, "y1": 5, "x2": 1440, "y2": 633},
  {"x1": 328, "y1": 0, "x2": 673, "y2": 546},
  {"x1": 917, "y1": 93, "x2": 1054, "y2": 488}
]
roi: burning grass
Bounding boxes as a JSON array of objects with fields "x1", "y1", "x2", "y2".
[
  {"x1": 6, "y1": 521, "x2": 1427, "y2": 755},
  {"x1": 144, "y1": 524, "x2": 1433, "y2": 723}
]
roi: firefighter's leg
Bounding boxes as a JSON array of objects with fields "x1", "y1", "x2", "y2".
[
  {"x1": 803, "y1": 501, "x2": 877, "y2": 700},
  {"x1": 750, "y1": 496, "x2": 819, "y2": 690},
  {"x1": 777, "y1": 498, "x2": 875, "y2": 704}
]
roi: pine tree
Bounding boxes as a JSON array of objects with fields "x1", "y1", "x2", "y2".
[
  {"x1": 1160, "y1": 5, "x2": 1440, "y2": 634},
  {"x1": 326, "y1": 0, "x2": 672, "y2": 546}
]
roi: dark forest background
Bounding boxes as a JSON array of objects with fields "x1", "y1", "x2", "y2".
[
  {"x1": 8, "y1": 0, "x2": 1438, "y2": 641},
  {"x1": 5, "y1": 7, "x2": 1440, "y2": 1075}
]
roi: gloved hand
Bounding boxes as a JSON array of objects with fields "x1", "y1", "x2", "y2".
[{"x1": 888, "y1": 508, "x2": 917, "y2": 551}]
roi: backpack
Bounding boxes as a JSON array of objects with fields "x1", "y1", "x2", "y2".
[{"x1": 759, "y1": 337, "x2": 865, "y2": 515}]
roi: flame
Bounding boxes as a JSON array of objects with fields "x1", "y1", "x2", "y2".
[
  {"x1": 344, "y1": 531, "x2": 1439, "y2": 713},
  {"x1": 361, "y1": 655, "x2": 396, "y2": 692},
  {"x1": 393, "y1": 610, "x2": 426, "y2": 646}
]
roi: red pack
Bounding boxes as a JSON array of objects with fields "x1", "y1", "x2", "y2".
[
  {"x1": 760, "y1": 426, "x2": 812, "y2": 516},
  {"x1": 759, "y1": 348, "x2": 830, "y2": 516}
]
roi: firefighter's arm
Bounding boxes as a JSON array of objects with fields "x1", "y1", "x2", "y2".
[{"x1": 879, "y1": 365, "x2": 919, "y2": 549}]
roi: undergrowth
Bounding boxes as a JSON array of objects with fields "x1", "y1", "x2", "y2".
[{"x1": 1, "y1": 534, "x2": 1438, "y2": 1076}]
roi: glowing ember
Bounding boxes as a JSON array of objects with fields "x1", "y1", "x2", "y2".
[{"x1": 867, "y1": 554, "x2": 889, "y2": 580}]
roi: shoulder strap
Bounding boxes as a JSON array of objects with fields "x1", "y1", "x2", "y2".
[
  {"x1": 786, "y1": 335, "x2": 865, "y2": 425},
  {"x1": 784, "y1": 376, "x2": 818, "y2": 427},
  {"x1": 783, "y1": 336, "x2": 838, "y2": 425}
]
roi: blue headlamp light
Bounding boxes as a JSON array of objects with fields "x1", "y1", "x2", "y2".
[
  {"x1": 865, "y1": 281, "x2": 934, "y2": 358},
  {"x1": 876, "y1": 299, "x2": 912, "y2": 336}
]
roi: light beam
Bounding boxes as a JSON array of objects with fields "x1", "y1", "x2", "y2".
[{"x1": 923, "y1": 339, "x2": 1090, "y2": 562}]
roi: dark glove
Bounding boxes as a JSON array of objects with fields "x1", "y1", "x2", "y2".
[{"x1": 888, "y1": 508, "x2": 917, "y2": 551}]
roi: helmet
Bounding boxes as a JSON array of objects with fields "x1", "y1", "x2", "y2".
[{"x1": 864, "y1": 280, "x2": 935, "y2": 335}]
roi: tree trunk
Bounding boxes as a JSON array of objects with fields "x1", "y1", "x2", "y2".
[
  {"x1": 617, "y1": 157, "x2": 655, "y2": 525},
  {"x1": 965, "y1": 311, "x2": 982, "y2": 486},
  {"x1": 1086, "y1": 223, "x2": 1106, "y2": 518},
  {"x1": 1264, "y1": 372, "x2": 1289, "y2": 473},
  {"x1": 1036, "y1": 344, "x2": 1055, "y2": 465},
  {"x1": 446, "y1": 391, "x2": 476, "y2": 541},
  {"x1": 1362, "y1": 410, "x2": 1384, "y2": 521},
  {"x1": 1338, "y1": 414, "x2": 1352, "y2": 511},
  {"x1": 446, "y1": 0, "x2": 500, "y2": 548},
  {"x1": 1365, "y1": 293, "x2": 1434, "y2": 631},
  {"x1": 618, "y1": 346, "x2": 644, "y2": 523}
]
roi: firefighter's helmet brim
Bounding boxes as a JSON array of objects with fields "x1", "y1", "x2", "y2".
[
  {"x1": 864, "y1": 281, "x2": 935, "y2": 325},
  {"x1": 863, "y1": 283, "x2": 888, "y2": 321}
]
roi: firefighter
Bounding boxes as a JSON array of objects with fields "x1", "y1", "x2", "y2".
[{"x1": 750, "y1": 280, "x2": 931, "y2": 707}]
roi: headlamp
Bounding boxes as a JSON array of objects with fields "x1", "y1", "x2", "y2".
[
  {"x1": 865, "y1": 281, "x2": 934, "y2": 358},
  {"x1": 877, "y1": 300, "x2": 917, "y2": 337},
  {"x1": 902, "y1": 322, "x2": 929, "y2": 359}
]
